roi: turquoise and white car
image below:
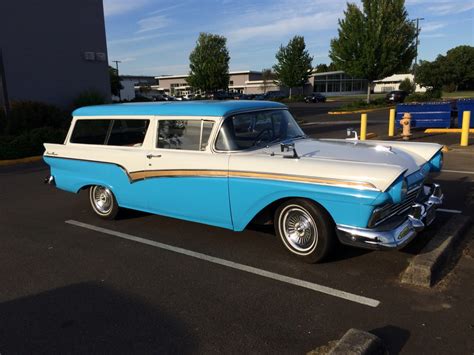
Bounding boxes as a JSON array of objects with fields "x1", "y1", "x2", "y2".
[{"x1": 44, "y1": 101, "x2": 444, "y2": 263}]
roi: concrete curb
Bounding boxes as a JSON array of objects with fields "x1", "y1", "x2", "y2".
[
  {"x1": 0, "y1": 155, "x2": 43, "y2": 167},
  {"x1": 328, "y1": 329, "x2": 386, "y2": 355},
  {"x1": 328, "y1": 106, "x2": 393, "y2": 115},
  {"x1": 401, "y1": 214, "x2": 472, "y2": 287}
]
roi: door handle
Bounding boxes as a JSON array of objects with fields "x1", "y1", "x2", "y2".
[{"x1": 146, "y1": 154, "x2": 162, "y2": 159}]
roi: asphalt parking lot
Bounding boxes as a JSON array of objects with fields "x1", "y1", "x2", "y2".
[{"x1": 0, "y1": 105, "x2": 473, "y2": 354}]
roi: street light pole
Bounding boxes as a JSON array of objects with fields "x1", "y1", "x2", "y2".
[{"x1": 112, "y1": 60, "x2": 122, "y2": 101}]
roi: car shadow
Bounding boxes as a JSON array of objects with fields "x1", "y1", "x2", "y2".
[
  {"x1": 370, "y1": 325, "x2": 411, "y2": 355},
  {"x1": 0, "y1": 282, "x2": 197, "y2": 354}
]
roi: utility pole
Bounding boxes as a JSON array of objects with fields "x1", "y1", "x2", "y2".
[
  {"x1": 0, "y1": 48, "x2": 10, "y2": 118},
  {"x1": 412, "y1": 17, "x2": 425, "y2": 76},
  {"x1": 112, "y1": 60, "x2": 122, "y2": 101}
]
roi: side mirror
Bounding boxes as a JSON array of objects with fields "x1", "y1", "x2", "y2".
[
  {"x1": 346, "y1": 127, "x2": 359, "y2": 140},
  {"x1": 280, "y1": 142, "x2": 299, "y2": 159}
]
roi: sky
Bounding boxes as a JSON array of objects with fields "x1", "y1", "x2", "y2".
[{"x1": 104, "y1": 0, "x2": 474, "y2": 76}]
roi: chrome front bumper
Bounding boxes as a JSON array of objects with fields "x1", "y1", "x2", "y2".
[{"x1": 336, "y1": 183, "x2": 443, "y2": 250}]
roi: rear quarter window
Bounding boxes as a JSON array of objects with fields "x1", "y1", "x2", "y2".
[
  {"x1": 70, "y1": 119, "x2": 149, "y2": 146},
  {"x1": 70, "y1": 119, "x2": 111, "y2": 144}
]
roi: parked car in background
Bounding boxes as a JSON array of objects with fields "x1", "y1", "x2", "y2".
[
  {"x1": 182, "y1": 94, "x2": 195, "y2": 100},
  {"x1": 386, "y1": 90, "x2": 408, "y2": 103},
  {"x1": 44, "y1": 101, "x2": 444, "y2": 263},
  {"x1": 152, "y1": 94, "x2": 167, "y2": 101},
  {"x1": 304, "y1": 93, "x2": 327, "y2": 103},
  {"x1": 263, "y1": 91, "x2": 287, "y2": 100}
]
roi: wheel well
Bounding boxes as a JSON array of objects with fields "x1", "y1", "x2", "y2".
[
  {"x1": 250, "y1": 197, "x2": 334, "y2": 226},
  {"x1": 78, "y1": 185, "x2": 93, "y2": 193}
]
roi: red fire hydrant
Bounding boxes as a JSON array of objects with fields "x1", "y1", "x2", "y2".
[{"x1": 400, "y1": 113, "x2": 412, "y2": 140}]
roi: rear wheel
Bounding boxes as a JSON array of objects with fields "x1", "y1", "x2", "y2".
[
  {"x1": 89, "y1": 185, "x2": 119, "y2": 220},
  {"x1": 275, "y1": 199, "x2": 335, "y2": 263}
]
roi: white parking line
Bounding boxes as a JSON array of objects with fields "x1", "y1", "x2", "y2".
[
  {"x1": 437, "y1": 208, "x2": 463, "y2": 214},
  {"x1": 442, "y1": 169, "x2": 474, "y2": 175},
  {"x1": 65, "y1": 219, "x2": 380, "y2": 308}
]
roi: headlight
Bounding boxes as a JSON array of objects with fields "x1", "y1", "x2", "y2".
[
  {"x1": 428, "y1": 151, "x2": 443, "y2": 172},
  {"x1": 388, "y1": 177, "x2": 408, "y2": 204}
]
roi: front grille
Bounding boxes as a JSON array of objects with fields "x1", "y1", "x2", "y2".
[{"x1": 371, "y1": 187, "x2": 421, "y2": 227}]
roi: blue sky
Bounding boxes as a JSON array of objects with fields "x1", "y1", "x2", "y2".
[{"x1": 104, "y1": 0, "x2": 474, "y2": 76}]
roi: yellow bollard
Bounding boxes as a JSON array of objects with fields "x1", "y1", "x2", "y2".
[
  {"x1": 388, "y1": 109, "x2": 395, "y2": 137},
  {"x1": 360, "y1": 113, "x2": 367, "y2": 140},
  {"x1": 460, "y1": 110, "x2": 471, "y2": 147}
]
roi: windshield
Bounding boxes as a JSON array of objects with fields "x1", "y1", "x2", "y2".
[{"x1": 215, "y1": 109, "x2": 305, "y2": 151}]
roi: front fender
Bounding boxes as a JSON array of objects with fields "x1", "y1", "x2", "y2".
[{"x1": 229, "y1": 178, "x2": 382, "y2": 231}]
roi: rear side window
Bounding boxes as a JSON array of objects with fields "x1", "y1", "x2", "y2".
[
  {"x1": 108, "y1": 120, "x2": 149, "y2": 146},
  {"x1": 70, "y1": 119, "x2": 149, "y2": 146},
  {"x1": 70, "y1": 119, "x2": 111, "y2": 144}
]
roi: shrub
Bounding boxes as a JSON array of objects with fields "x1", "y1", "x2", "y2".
[
  {"x1": 4, "y1": 101, "x2": 70, "y2": 135},
  {"x1": 442, "y1": 83, "x2": 457, "y2": 93},
  {"x1": 280, "y1": 94, "x2": 305, "y2": 103},
  {"x1": 405, "y1": 89, "x2": 442, "y2": 102},
  {"x1": 73, "y1": 90, "x2": 106, "y2": 109},
  {"x1": 399, "y1": 78, "x2": 416, "y2": 93},
  {"x1": 0, "y1": 127, "x2": 66, "y2": 160}
]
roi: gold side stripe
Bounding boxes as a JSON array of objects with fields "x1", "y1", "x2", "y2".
[
  {"x1": 129, "y1": 169, "x2": 227, "y2": 181},
  {"x1": 128, "y1": 169, "x2": 377, "y2": 190}
]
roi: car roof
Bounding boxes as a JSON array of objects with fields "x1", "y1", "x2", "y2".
[{"x1": 73, "y1": 100, "x2": 287, "y2": 117}]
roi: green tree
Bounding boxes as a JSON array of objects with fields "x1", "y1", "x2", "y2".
[
  {"x1": 187, "y1": 33, "x2": 230, "y2": 94},
  {"x1": 315, "y1": 63, "x2": 338, "y2": 72},
  {"x1": 273, "y1": 36, "x2": 313, "y2": 98},
  {"x1": 109, "y1": 66, "x2": 123, "y2": 97},
  {"x1": 416, "y1": 45, "x2": 474, "y2": 91},
  {"x1": 260, "y1": 68, "x2": 275, "y2": 94},
  {"x1": 399, "y1": 77, "x2": 416, "y2": 93},
  {"x1": 329, "y1": 0, "x2": 417, "y2": 102}
]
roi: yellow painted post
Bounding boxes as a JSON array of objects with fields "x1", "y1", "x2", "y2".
[
  {"x1": 460, "y1": 111, "x2": 471, "y2": 147},
  {"x1": 360, "y1": 113, "x2": 367, "y2": 140},
  {"x1": 388, "y1": 109, "x2": 395, "y2": 137}
]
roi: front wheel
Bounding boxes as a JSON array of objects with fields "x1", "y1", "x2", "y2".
[
  {"x1": 275, "y1": 199, "x2": 336, "y2": 263},
  {"x1": 89, "y1": 185, "x2": 119, "y2": 219}
]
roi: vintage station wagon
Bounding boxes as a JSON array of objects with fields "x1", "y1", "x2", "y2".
[{"x1": 44, "y1": 101, "x2": 444, "y2": 262}]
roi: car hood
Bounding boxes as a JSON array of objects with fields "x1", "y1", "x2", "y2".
[
  {"x1": 230, "y1": 138, "x2": 442, "y2": 192},
  {"x1": 287, "y1": 139, "x2": 422, "y2": 175}
]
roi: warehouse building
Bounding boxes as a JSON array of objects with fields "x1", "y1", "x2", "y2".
[{"x1": 0, "y1": 0, "x2": 110, "y2": 109}]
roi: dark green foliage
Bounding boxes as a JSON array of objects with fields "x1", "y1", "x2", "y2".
[
  {"x1": 73, "y1": 90, "x2": 106, "y2": 109},
  {"x1": 0, "y1": 127, "x2": 66, "y2": 160},
  {"x1": 337, "y1": 97, "x2": 388, "y2": 111},
  {"x1": 416, "y1": 45, "x2": 474, "y2": 91},
  {"x1": 261, "y1": 68, "x2": 275, "y2": 93},
  {"x1": 399, "y1": 78, "x2": 416, "y2": 93},
  {"x1": 3, "y1": 101, "x2": 69, "y2": 136},
  {"x1": 404, "y1": 89, "x2": 442, "y2": 102},
  {"x1": 315, "y1": 63, "x2": 338, "y2": 72},
  {"x1": 187, "y1": 33, "x2": 230, "y2": 93},
  {"x1": 273, "y1": 36, "x2": 313, "y2": 98},
  {"x1": 109, "y1": 66, "x2": 123, "y2": 97},
  {"x1": 329, "y1": 0, "x2": 417, "y2": 101}
]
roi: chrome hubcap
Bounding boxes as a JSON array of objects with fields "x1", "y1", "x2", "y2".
[
  {"x1": 92, "y1": 186, "x2": 113, "y2": 214},
  {"x1": 281, "y1": 206, "x2": 317, "y2": 252}
]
